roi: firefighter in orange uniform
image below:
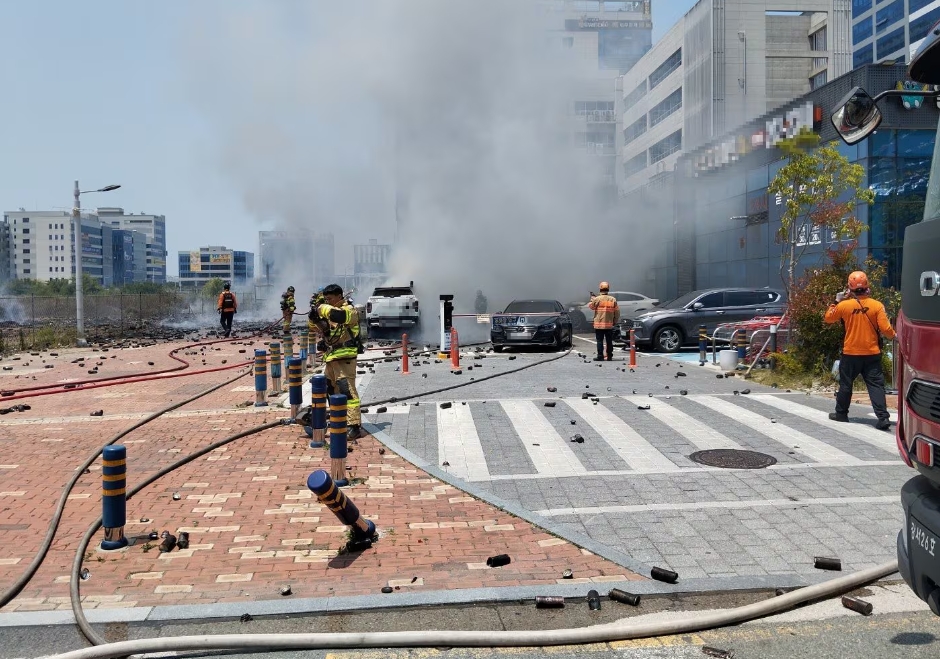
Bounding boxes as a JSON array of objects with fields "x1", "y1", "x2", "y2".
[
  {"x1": 217, "y1": 282, "x2": 237, "y2": 338},
  {"x1": 588, "y1": 282, "x2": 620, "y2": 362}
]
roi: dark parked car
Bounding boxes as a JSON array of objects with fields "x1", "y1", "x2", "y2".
[
  {"x1": 624, "y1": 288, "x2": 786, "y2": 352},
  {"x1": 491, "y1": 299, "x2": 573, "y2": 352}
]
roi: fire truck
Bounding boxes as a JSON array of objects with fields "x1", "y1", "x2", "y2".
[{"x1": 832, "y1": 24, "x2": 940, "y2": 613}]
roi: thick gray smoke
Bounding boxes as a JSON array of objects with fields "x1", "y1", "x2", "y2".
[{"x1": 181, "y1": 1, "x2": 666, "y2": 316}]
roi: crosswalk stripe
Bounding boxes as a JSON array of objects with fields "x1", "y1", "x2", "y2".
[
  {"x1": 751, "y1": 395, "x2": 897, "y2": 454},
  {"x1": 499, "y1": 400, "x2": 587, "y2": 477},
  {"x1": 437, "y1": 404, "x2": 491, "y2": 482},
  {"x1": 697, "y1": 395, "x2": 865, "y2": 465},
  {"x1": 622, "y1": 396, "x2": 742, "y2": 451},
  {"x1": 566, "y1": 398, "x2": 680, "y2": 472}
]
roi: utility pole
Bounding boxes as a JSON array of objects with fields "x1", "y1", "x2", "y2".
[{"x1": 73, "y1": 181, "x2": 86, "y2": 347}]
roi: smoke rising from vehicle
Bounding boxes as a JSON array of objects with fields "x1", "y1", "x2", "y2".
[{"x1": 181, "y1": 1, "x2": 668, "y2": 316}]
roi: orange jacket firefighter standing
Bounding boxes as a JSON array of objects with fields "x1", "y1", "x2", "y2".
[
  {"x1": 589, "y1": 282, "x2": 620, "y2": 361},
  {"x1": 823, "y1": 270, "x2": 896, "y2": 430}
]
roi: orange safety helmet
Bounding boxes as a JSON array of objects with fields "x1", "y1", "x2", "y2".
[
  {"x1": 848, "y1": 271, "x2": 869, "y2": 291},
  {"x1": 599, "y1": 281, "x2": 610, "y2": 291}
]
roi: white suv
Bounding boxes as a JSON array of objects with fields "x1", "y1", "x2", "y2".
[{"x1": 572, "y1": 291, "x2": 659, "y2": 329}]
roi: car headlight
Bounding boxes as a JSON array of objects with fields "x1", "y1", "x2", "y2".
[
  {"x1": 632, "y1": 320, "x2": 644, "y2": 329},
  {"x1": 541, "y1": 321, "x2": 557, "y2": 330}
]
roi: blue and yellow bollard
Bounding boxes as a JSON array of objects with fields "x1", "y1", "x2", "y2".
[
  {"x1": 308, "y1": 375, "x2": 328, "y2": 448},
  {"x1": 298, "y1": 329, "x2": 309, "y2": 375},
  {"x1": 100, "y1": 445, "x2": 128, "y2": 551},
  {"x1": 736, "y1": 330, "x2": 748, "y2": 361},
  {"x1": 269, "y1": 341, "x2": 282, "y2": 394},
  {"x1": 329, "y1": 393, "x2": 349, "y2": 486},
  {"x1": 254, "y1": 350, "x2": 268, "y2": 407},
  {"x1": 307, "y1": 470, "x2": 375, "y2": 546},
  {"x1": 283, "y1": 332, "x2": 294, "y2": 379},
  {"x1": 288, "y1": 357, "x2": 303, "y2": 419},
  {"x1": 698, "y1": 325, "x2": 707, "y2": 366}
]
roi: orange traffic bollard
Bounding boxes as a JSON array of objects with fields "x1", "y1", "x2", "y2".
[
  {"x1": 450, "y1": 328, "x2": 460, "y2": 370},
  {"x1": 629, "y1": 329, "x2": 637, "y2": 368},
  {"x1": 401, "y1": 333, "x2": 410, "y2": 375}
]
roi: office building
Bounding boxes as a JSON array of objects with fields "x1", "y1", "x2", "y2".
[
  {"x1": 0, "y1": 220, "x2": 11, "y2": 285},
  {"x1": 852, "y1": 0, "x2": 940, "y2": 67},
  {"x1": 178, "y1": 246, "x2": 255, "y2": 289},
  {"x1": 617, "y1": 0, "x2": 852, "y2": 196},
  {"x1": 98, "y1": 207, "x2": 167, "y2": 283},
  {"x1": 647, "y1": 63, "x2": 936, "y2": 300}
]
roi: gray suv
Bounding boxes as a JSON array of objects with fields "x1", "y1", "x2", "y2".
[{"x1": 625, "y1": 288, "x2": 786, "y2": 352}]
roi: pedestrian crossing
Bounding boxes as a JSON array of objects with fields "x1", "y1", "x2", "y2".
[{"x1": 363, "y1": 394, "x2": 901, "y2": 482}]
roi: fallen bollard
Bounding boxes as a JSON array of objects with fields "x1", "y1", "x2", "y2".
[
  {"x1": 306, "y1": 469, "x2": 376, "y2": 547},
  {"x1": 650, "y1": 566, "x2": 678, "y2": 583},
  {"x1": 288, "y1": 357, "x2": 303, "y2": 419},
  {"x1": 100, "y1": 445, "x2": 128, "y2": 551},
  {"x1": 329, "y1": 394, "x2": 350, "y2": 486},
  {"x1": 254, "y1": 350, "x2": 268, "y2": 407},
  {"x1": 308, "y1": 374, "x2": 328, "y2": 449},
  {"x1": 535, "y1": 596, "x2": 565, "y2": 609},
  {"x1": 841, "y1": 595, "x2": 873, "y2": 616},
  {"x1": 609, "y1": 589, "x2": 641, "y2": 606},
  {"x1": 269, "y1": 341, "x2": 282, "y2": 394}
]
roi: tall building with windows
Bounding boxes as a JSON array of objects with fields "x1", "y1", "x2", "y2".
[
  {"x1": 97, "y1": 207, "x2": 167, "y2": 283},
  {"x1": 852, "y1": 0, "x2": 940, "y2": 67},
  {"x1": 178, "y1": 246, "x2": 254, "y2": 289},
  {"x1": 617, "y1": 0, "x2": 851, "y2": 196}
]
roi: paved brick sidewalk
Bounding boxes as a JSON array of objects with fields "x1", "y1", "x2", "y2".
[{"x1": 0, "y1": 340, "x2": 638, "y2": 614}]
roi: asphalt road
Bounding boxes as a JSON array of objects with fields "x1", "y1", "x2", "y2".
[{"x1": 7, "y1": 581, "x2": 940, "y2": 659}]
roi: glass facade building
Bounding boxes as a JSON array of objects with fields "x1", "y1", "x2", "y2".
[
  {"x1": 853, "y1": 0, "x2": 940, "y2": 66},
  {"x1": 648, "y1": 64, "x2": 939, "y2": 302}
]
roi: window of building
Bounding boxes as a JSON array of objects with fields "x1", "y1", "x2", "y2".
[
  {"x1": 624, "y1": 115, "x2": 647, "y2": 145},
  {"x1": 573, "y1": 0, "x2": 600, "y2": 10},
  {"x1": 649, "y1": 49, "x2": 681, "y2": 89},
  {"x1": 852, "y1": 0, "x2": 871, "y2": 17},
  {"x1": 877, "y1": 25, "x2": 905, "y2": 59},
  {"x1": 23, "y1": 269, "x2": 30, "y2": 274},
  {"x1": 23, "y1": 238, "x2": 29, "y2": 244},
  {"x1": 809, "y1": 28, "x2": 827, "y2": 51},
  {"x1": 623, "y1": 152, "x2": 647, "y2": 179},
  {"x1": 22, "y1": 217, "x2": 29, "y2": 223},
  {"x1": 875, "y1": 0, "x2": 904, "y2": 34},
  {"x1": 23, "y1": 259, "x2": 30, "y2": 264},
  {"x1": 810, "y1": 71, "x2": 828, "y2": 90},
  {"x1": 911, "y1": 0, "x2": 935, "y2": 13},
  {"x1": 853, "y1": 17, "x2": 873, "y2": 44},
  {"x1": 854, "y1": 43, "x2": 874, "y2": 67},
  {"x1": 23, "y1": 249, "x2": 29, "y2": 254},
  {"x1": 49, "y1": 267, "x2": 53, "y2": 273},
  {"x1": 22, "y1": 228, "x2": 29, "y2": 234},
  {"x1": 911, "y1": 7, "x2": 940, "y2": 43},
  {"x1": 649, "y1": 129, "x2": 682, "y2": 164},
  {"x1": 623, "y1": 81, "x2": 647, "y2": 111},
  {"x1": 649, "y1": 88, "x2": 682, "y2": 127},
  {"x1": 562, "y1": 36, "x2": 574, "y2": 48}
]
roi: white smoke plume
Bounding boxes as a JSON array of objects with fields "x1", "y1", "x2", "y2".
[{"x1": 181, "y1": 1, "x2": 668, "y2": 317}]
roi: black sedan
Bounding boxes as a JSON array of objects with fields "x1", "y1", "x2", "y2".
[{"x1": 490, "y1": 299, "x2": 573, "y2": 352}]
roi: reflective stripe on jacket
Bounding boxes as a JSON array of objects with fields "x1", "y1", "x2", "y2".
[
  {"x1": 588, "y1": 294, "x2": 620, "y2": 330},
  {"x1": 316, "y1": 303, "x2": 360, "y2": 362},
  {"x1": 823, "y1": 296, "x2": 896, "y2": 356}
]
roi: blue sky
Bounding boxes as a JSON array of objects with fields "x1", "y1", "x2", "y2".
[{"x1": 0, "y1": 1, "x2": 698, "y2": 277}]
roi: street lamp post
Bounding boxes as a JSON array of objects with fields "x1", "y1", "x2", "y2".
[{"x1": 72, "y1": 181, "x2": 121, "y2": 347}]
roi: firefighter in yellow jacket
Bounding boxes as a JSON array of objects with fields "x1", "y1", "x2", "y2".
[
  {"x1": 309, "y1": 283, "x2": 364, "y2": 439},
  {"x1": 280, "y1": 286, "x2": 296, "y2": 332}
]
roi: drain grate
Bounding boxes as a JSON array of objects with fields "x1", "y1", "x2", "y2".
[{"x1": 689, "y1": 449, "x2": 777, "y2": 470}]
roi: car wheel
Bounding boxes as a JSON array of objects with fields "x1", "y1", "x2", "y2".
[
  {"x1": 565, "y1": 328, "x2": 573, "y2": 348},
  {"x1": 493, "y1": 345, "x2": 504, "y2": 353},
  {"x1": 653, "y1": 326, "x2": 683, "y2": 353}
]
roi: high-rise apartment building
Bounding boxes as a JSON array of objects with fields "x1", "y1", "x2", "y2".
[
  {"x1": 97, "y1": 207, "x2": 167, "y2": 283},
  {"x1": 852, "y1": 0, "x2": 940, "y2": 66},
  {"x1": 617, "y1": 0, "x2": 851, "y2": 196}
]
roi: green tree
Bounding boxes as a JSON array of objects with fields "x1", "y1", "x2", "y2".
[
  {"x1": 767, "y1": 131, "x2": 874, "y2": 296},
  {"x1": 201, "y1": 277, "x2": 225, "y2": 300}
]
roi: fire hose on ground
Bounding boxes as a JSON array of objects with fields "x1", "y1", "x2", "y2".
[{"x1": 50, "y1": 561, "x2": 897, "y2": 659}]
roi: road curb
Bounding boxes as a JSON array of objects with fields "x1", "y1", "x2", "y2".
[{"x1": 0, "y1": 574, "x2": 905, "y2": 628}]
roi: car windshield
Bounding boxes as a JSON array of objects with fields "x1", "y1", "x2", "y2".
[
  {"x1": 658, "y1": 292, "x2": 701, "y2": 309},
  {"x1": 372, "y1": 288, "x2": 413, "y2": 297},
  {"x1": 503, "y1": 300, "x2": 557, "y2": 314},
  {"x1": 924, "y1": 114, "x2": 940, "y2": 222}
]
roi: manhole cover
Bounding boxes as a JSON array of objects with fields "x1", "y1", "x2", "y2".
[{"x1": 689, "y1": 449, "x2": 777, "y2": 469}]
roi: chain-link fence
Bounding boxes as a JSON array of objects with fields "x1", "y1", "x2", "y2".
[{"x1": 0, "y1": 291, "x2": 261, "y2": 352}]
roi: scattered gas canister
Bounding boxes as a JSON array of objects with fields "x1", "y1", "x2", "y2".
[
  {"x1": 587, "y1": 590, "x2": 601, "y2": 611},
  {"x1": 609, "y1": 589, "x2": 641, "y2": 606},
  {"x1": 650, "y1": 566, "x2": 678, "y2": 583},
  {"x1": 842, "y1": 595, "x2": 873, "y2": 616},
  {"x1": 535, "y1": 596, "x2": 565, "y2": 609},
  {"x1": 814, "y1": 556, "x2": 842, "y2": 571}
]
